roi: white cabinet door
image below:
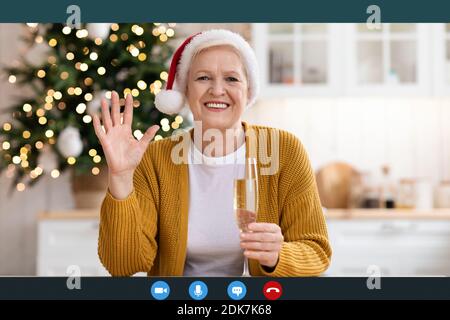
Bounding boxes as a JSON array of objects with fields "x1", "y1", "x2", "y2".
[
  {"x1": 37, "y1": 219, "x2": 109, "y2": 276},
  {"x1": 344, "y1": 23, "x2": 432, "y2": 96},
  {"x1": 252, "y1": 23, "x2": 342, "y2": 98},
  {"x1": 432, "y1": 23, "x2": 450, "y2": 96},
  {"x1": 326, "y1": 219, "x2": 450, "y2": 276}
]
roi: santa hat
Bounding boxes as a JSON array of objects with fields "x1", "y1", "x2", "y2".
[{"x1": 154, "y1": 29, "x2": 260, "y2": 115}]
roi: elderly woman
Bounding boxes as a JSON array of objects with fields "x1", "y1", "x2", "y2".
[{"x1": 94, "y1": 29, "x2": 331, "y2": 277}]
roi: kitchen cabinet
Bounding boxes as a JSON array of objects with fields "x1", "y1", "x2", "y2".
[
  {"x1": 325, "y1": 209, "x2": 450, "y2": 276},
  {"x1": 37, "y1": 212, "x2": 109, "y2": 276},
  {"x1": 37, "y1": 211, "x2": 148, "y2": 276},
  {"x1": 432, "y1": 23, "x2": 450, "y2": 95},
  {"x1": 344, "y1": 23, "x2": 431, "y2": 96},
  {"x1": 38, "y1": 209, "x2": 450, "y2": 277},
  {"x1": 252, "y1": 23, "x2": 342, "y2": 97},
  {"x1": 252, "y1": 23, "x2": 439, "y2": 97}
]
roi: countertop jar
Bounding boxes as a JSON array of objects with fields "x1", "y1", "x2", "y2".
[
  {"x1": 435, "y1": 181, "x2": 450, "y2": 208},
  {"x1": 396, "y1": 178, "x2": 416, "y2": 209}
]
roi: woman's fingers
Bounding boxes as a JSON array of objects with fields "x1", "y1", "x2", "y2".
[
  {"x1": 100, "y1": 98, "x2": 112, "y2": 132},
  {"x1": 240, "y1": 231, "x2": 283, "y2": 243},
  {"x1": 92, "y1": 114, "x2": 106, "y2": 143},
  {"x1": 248, "y1": 222, "x2": 281, "y2": 234},
  {"x1": 123, "y1": 93, "x2": 133, "y2": 126},
  {"x1": 139, "y1": 125, "x2": 160, "y2": 148},
  {"x1": 239, "y1": 222, "x2": 284, "y2": 268},
  {"x1": 111, "y1": 91, "x2": 121, "y2": 126},
  {"x1": 240, "y1": 241, "x2": 281, "y2": 252}
]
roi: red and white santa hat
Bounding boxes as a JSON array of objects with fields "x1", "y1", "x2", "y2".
[{"x1": 154, "y1": 29, "x2": 260, "y2": 115}]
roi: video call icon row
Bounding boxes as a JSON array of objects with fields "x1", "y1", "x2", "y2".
[{"x1": 150, "y1": 280, "x2": 282, "y2": 300}]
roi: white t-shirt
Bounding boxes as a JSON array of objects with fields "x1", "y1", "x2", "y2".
[{"x1": 183, "y1": 141, "x2": 246, "y2": 276}]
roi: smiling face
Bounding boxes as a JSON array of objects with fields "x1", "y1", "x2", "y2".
[{"x1": 185, "y1": 45, "x2": 249, "y2": 132}]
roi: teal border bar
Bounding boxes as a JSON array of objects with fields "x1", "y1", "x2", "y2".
[
  {"x1": 0, "y1": 277, "x2": 450, "y2": 300},
  {"x1": 0, "y1": 0, "x2": 449, "y2": 22}
]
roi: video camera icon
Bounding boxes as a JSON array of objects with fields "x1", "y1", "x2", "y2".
[
  {"x1": 151, "y1": 281, "x2": 170, "y2": 300},
  {"x1": 227, "y1": 281, "x2": 247, "y2": 300},
  {"x1": 154, "y1": 287, "x2": 168, "y2": 294}
]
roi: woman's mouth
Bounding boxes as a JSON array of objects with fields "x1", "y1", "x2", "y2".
[{"x1": 204, "y1": 102, "x2": 230, "y2": 111}]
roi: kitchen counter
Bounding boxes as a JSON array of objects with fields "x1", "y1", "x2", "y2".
[
  {"x1": 325, "y1": 208, "x2": 450, "y2": 220},
  {"x1": 39, "y1": 208, "x2": 450, "y2": 220},
  {"x1": 39, "y1": 210, "x2": 100, "y2": 220}
]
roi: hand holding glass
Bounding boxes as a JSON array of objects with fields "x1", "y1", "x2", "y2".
[{"x1": 233, "y1": 158, "x2": 258, "y2": 277}]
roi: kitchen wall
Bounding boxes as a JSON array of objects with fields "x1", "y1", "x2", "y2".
[{"x1": 244, "y1": 97, "x2": 450, "y2": 185}]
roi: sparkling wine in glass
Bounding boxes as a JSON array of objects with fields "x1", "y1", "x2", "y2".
[{"x1": 233, "y1": 157, "x2": 258, "y2": 277}]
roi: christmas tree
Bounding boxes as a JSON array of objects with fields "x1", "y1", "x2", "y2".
[{"x1": 1, "y1": 23, "x2": 187, "y2": 192}]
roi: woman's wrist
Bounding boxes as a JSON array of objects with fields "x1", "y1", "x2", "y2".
[{"x1": 108, "y1": 170, "x2": 134, "y2": 200}]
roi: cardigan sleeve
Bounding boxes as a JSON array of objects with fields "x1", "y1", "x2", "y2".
[
  {"x1": 98, "y1": 151, "x2": 159, "y2": 276},
  {"x1": 259, "y1": 132, "x2": 332, "y2": 277}
]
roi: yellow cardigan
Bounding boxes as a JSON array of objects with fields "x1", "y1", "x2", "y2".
[{"x1": 98, "y1": 122, "x2": 332, "y2": 277}]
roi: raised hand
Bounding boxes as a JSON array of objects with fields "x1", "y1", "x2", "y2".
[{"x1": 92, "y1": 91, "x2": 159, "y2": 199}]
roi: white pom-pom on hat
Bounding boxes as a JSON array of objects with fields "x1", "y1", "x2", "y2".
[
  {"x1": 154, "y1": 89, "x2": 185, "y2": 115},
  {"x1": 154, "y1": 29, "x2": 260, "y2": 115}
]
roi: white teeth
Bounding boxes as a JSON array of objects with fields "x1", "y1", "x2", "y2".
[{"x1": 205, "y1": 103, "x2": 228, "y2": 109}]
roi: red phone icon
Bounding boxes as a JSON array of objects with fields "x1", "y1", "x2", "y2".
[{"x1": 263, "y1": 281, "x2": 282, "y2": 300}]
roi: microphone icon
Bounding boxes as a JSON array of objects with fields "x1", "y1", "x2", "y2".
[
  {"x1": 194, "y1": 284, "x2": 202, "y2": 297},
  {"x1": 189, "y1": 281, "x2": 208, "y2": 300}
]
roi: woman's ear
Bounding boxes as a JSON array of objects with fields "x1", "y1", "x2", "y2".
[{"x1": 185, "y1": 83, "x2": 190, "y2": 100}]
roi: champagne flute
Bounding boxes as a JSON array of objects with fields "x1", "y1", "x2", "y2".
[{"x1": 233, "y1": 157, "x2": 259, "y2": 277}]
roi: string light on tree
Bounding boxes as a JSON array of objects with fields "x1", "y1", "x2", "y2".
[
  {"x1": 48, "y1": 38, "x2": 57, "y2": 47},
  {"x1": 22, "y1": 104, "x2": 32, "y2": 112},
  {"x1": 76, "y1": 103, "x2": 87, "y2": 114},
  {"x1": 137, "y1": 80, "x2": 147, "y2": 90},
  {"x1": 3, "y1": 123, "x2": 12, "y2": 131},
  {"x1": 2, "y1": 141, "x2": 10, "y2": 150},
  {"x1": 67, "y1": 157, "x2": 76, "y2": 165},
  {"x1": 97, "y1": 67, "x2": 106, "y2": 75},
  {"x1": 83, "y1": 115, "x2": 92, "y2": 123},
  {"x1": 62, "y1": 26, "x2": 71, "y2": 35},
  {"x1": 76, "y1": 29, "x2": 88, "y2": 38},
  {"x1": 51, "y1": 169, "x2": 60, "y2": 178},
  {"x1": 133, "y1": 130, "x2": 143, "y2": 140},
  {"x1": 160, "y1": 71, "x2": 168, "y2": 81},
  {"x1": 92, "y1": 155, "x2": 101, "y2": 163},
  {"x1": 66, "y1": 52, "x2": 74, "y2": 60}
]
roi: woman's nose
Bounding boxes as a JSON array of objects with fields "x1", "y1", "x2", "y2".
[{"x1": 209, "y1": 80, "x2": 226, "y2": 96}]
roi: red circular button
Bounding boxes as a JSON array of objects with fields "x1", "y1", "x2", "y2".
[{"x1": 263, "y1": 281, "x2": 283, "y2": 300}]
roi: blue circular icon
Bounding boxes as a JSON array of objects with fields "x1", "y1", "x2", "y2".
[
  {"x1": 150, "y1": 281, "x2": 170, "y2": 300},
  {"x1": 227, "y1": 281, "x2": 247, "y2": 300},
  {"x1": 188, "y1": 281, "x2": 208, "y2": 300}
]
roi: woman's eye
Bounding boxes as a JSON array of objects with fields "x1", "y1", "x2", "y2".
[
  {"x1": 197, "y1": 76, "x2": 210, "y2": 81},
  {"x1": 226, "y1": 77, "x2": 239, "y2": 82}
]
